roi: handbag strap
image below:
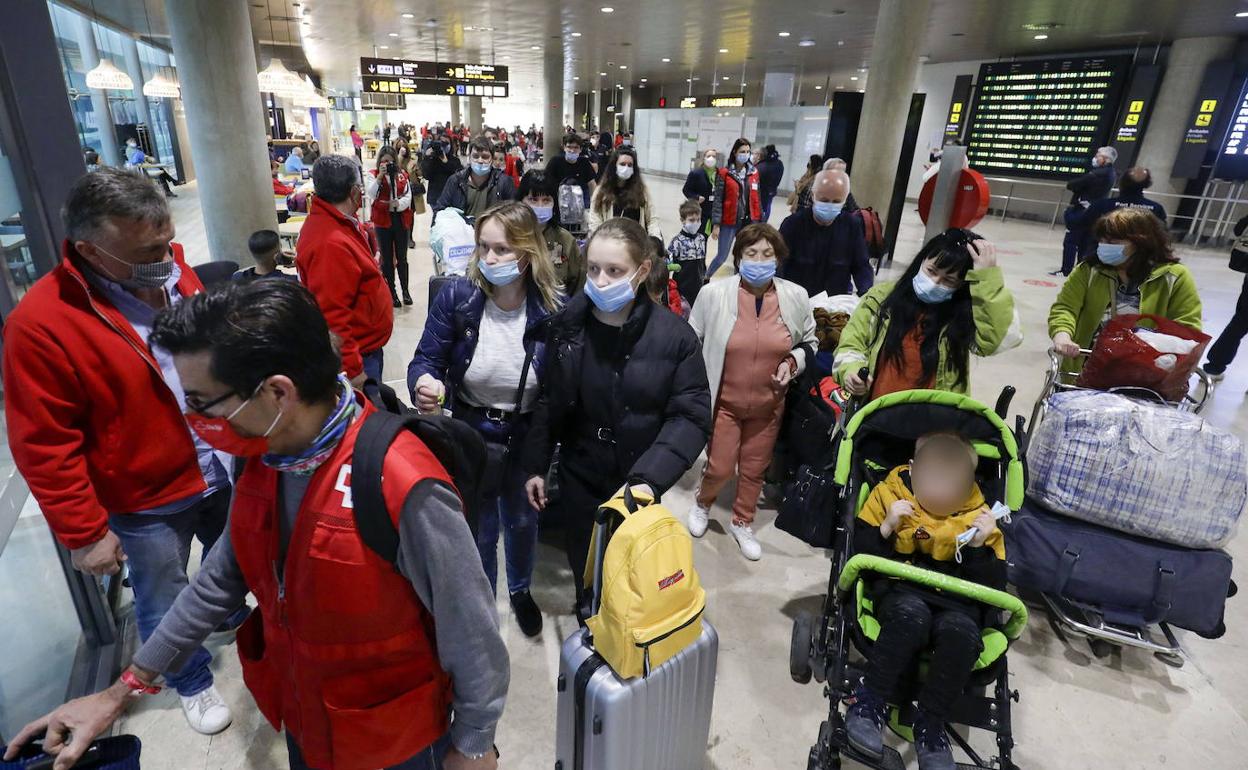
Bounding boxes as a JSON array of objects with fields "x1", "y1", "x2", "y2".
[{"x1": 1054, "y1": 547, "x2": 1080, "y2": 598}]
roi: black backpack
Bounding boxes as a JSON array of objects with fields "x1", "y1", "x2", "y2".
[{"x1": 350, "y1": 379, "x2": 488, "y2": 565}]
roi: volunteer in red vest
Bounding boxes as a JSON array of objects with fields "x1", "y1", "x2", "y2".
[
  {"x1": 367, "y1": 146, "x2": 415, "y2": 308},
  {"x1": 2, "y1": 167, "x2": 246, "y2": 736},
  {"x1": 4, "y1": 280, "x2": 508, "y2": 770},
  {"x1": 298, "y1": 154, "x2": 394, "y2": 385},
  {"x1": 708, "y1": 137, "x2": 762, "y2": 280}
]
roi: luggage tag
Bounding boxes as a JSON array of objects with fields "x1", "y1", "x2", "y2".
[{"x1": 954, "y1": 501, "x2": 1012, "y2": 563}]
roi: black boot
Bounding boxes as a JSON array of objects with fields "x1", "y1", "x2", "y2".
[
  {"x1": 510, "y1": 590, "x2": 543, "y2": 637},
  {"x1": 398, "y1": 263, "x2": 413, "y2": 305}
]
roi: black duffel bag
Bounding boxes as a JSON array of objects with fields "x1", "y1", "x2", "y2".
[
  {"x1": 775, "y1": 464, "x2": 839, "y2": 548},
  {"x1": 1003, "y1": 498, "x2": 1233, "y2": 638}
]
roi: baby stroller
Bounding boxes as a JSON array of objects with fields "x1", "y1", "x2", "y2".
[
  {"x1": 1020, "y1": 349, "x2": 1226, "y2": 667},
  {"x1": 791, "y1": 388, "x2": 1029, "y2": 770}
]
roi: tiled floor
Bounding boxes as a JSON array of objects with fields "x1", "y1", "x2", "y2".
[{"x1": 18, "y1": 164, "x2": 1248, "y2": 768}]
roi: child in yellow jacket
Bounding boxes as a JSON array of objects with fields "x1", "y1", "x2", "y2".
[{"x1": 846, "y1": 431, "x2": 1006, "y2": 770}]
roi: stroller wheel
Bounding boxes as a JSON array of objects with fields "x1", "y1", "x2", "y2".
[
  {"x1": 1154, "y1": 651, "x2": 1185, "y2": 668},
  {"x1": 1089, "y1": 639, "x2": 1116, "y2": 659},
  {"x1": 791, "y1": 612, "x2": 815, "y2": 684}
]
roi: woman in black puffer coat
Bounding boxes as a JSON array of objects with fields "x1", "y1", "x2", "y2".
[{"x1": 522, "y1": 217, "x2": 712, "y2": 614}]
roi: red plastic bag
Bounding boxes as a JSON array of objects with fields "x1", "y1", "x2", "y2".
[{"x1": 1076, "y1": 314, "x2": 1211, "y2": 402}]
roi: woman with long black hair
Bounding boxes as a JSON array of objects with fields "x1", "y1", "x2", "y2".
[
  {"x1": 585, "y1": 148, "x2": 662, "y2": 237},
  {"x1": 834, "y1": 228, "x2": 1020, "y2": 399}
]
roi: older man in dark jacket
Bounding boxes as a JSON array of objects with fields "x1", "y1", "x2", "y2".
[
  {"x1": 1055, "y1": 145, "x2": 1118, "y2": 275},
  {"x1": 433, "y1": 137, "x2": 516, "y2": 224},
  {"x1": 778, "y1": 171, "x2": 873, "y2": 297}
]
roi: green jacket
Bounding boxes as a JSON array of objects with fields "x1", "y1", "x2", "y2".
[
  {"x1": 1047, "y1": 261, "x2": 1202, "y2": 371},
  {"x1": 833, "y1": 266, "x2": 1019, "y2": 395}
]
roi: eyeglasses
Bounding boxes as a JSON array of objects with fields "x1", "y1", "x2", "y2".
[{"x1": 184, "y1": 389, "x2": 239, "y2": 415}]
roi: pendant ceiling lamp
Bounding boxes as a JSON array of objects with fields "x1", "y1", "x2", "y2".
[
  {"x1": 86, "y1": 58, "x2": 134, "y2": 90},
  {"x1": 138, "y1": 0, "x2": 179, "y2": 98},
  {"x1": 257, "y1": 0, "x2": 305, "y2": 95}
]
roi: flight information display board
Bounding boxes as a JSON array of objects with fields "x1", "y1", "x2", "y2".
[
  {"x1": 359, "y1": 58, "x2": 510, "y2": 98},
  {"x1": 1109, "y1": 64, "x2": 1161, "y2": 170},
  {"x1": 1214, "y1": 74, "x2": 1248, "y2": 180},
  {"x1": 966, "y1": 56, "x2": 1130, "y2": 179}
]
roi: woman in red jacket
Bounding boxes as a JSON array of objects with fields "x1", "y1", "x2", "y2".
[
  {"x1": 367, "y1": 146, "x2": 414, "y2": 307},
  {"x1": 708, "y1": 137, "x2": 762, "y2": 280}
]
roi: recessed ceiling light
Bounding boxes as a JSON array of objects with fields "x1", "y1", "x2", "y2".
[
  {"x1": 531, "y1": 45, "x2": 541, "y2": 49},
  {"x1": 686, "y1": 78, "x2": 692, "y2": 82},
  {"x1": 800, "y1": 38, "x2": 816, "y2": 47},
  {"x1": 402, "y1": 12, "x2": 414, "y2": 19},
  {"x1": 379, "y1": 45, "x2": 389, "y2": 49},
  {"x1": 692, "y1": 76, "x2": 700, "y2": 80},
  {"x1": 719, "y1": 48, "x2": 728, "y2": 53},
  {"x1": 858, "y1": 67, "x2": 867, "y2": 72},
  {"x1": 601, "y1": 6, "x2": 614, "y2": 12},
  {"x1": 617, "y1": 84, "x2": 623, "y2": 89},
  {"x1": 837, "y1": 40, "x2": 844, "y2": 46},
  {"x1": 571, "y1": 31, "x2": 582, "y2": 37},
  {"x1": 574, "y1": 90, "x2": 579, "y2": 94},
  {"x1": 778, "y1": 31, "x2": 791, "y2": 37},
  {"x1": 620, "y1": 64, "x2": 628, "y2": 69},
  {"x1": 740, "y1": 81, "x2": 747, "y2": 87},
  {"x1": 1239, "y1": 11, "x2": 1248, "y2": 16},
  {"x1": 388, "y1": 32, "x2": 399, "y2": 37},
  {"x1": 661, "y1": 57, "x2": 671, "y2": 62},
  {"x1": 722, "y1": 75, "x2": 729, "y2": 80},
  {"x1": 850, "y1": 76, "x2": 858, "y2": 80},
  {"x1": 600, "y1": 71, "x2": 607, "y2": 76},
  {"x1": 815, "y1": 85, "x2": 823, "y2": 90},
  {"x1": 1022, "y1": 22, "x2": 1061, "y2": 30},
  {"x1": 574, "y1": 75, "x2": 580, "y2": 80},
  {"x1": 502, "y1": 55, "x2": 511, "y2": 59},
  {"x1": 640, "y1": 78, "x2": 647, "y2": 82},
  {"x1": 1033, "y1": 34, "x2": 1048, "y2": 40}
]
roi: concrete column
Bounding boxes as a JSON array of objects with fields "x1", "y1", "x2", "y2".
[
  {"x1": 544, "y1": 54, "x2": 564, "y2": 146},
  {"x1": 74, "y1": 13, "x2": 119, "y2": 166},
  {"x1": 591, "y1": 88, "x2": 602, "y2": 132},
  {"x1": 620, "y1": 85, "x2": 632, "y2": 132},
  {"x1": 851, "y1": 0, "x2": 930, "y2": 211},
  {"x1": 121, "y1": 37, "x2": 153, "y2": 135},
  {"x1": 467, "y1": 96, "x2": 483, "y2": 133},
  {"x1": 450, "y1": 96, "x2": 462, "y2": 127},
  {"x1": 1135, "y1": 36, "x2": 1236, "y2": 197},
  {"x1": 164, "y1": 0, "x2": 276, "y2": 262}
]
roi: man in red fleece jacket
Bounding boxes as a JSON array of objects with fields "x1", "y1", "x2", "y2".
[
  {"x1": 296, "y1": 154, "x2": 394, "y2": 384},
  {"x1": 2, "y1": 168, "x2": 242, "y2": 736}
]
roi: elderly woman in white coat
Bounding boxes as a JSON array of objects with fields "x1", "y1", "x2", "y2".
[{"x1": 687, "y1": 222, "x2": 817, "y2": 560}]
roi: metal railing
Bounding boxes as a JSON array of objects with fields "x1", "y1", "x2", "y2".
[{"x1": 981, "y1": 174, "x2": 1248, "y2": 247}]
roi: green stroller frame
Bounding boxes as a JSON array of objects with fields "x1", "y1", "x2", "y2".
[{"x1": 790, "y1": 389, "x2": 1029, "y2": 770}]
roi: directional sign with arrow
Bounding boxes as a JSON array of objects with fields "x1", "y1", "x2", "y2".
[{"x1": 358, "y1": 58, "x2": 510, "y2": 100}]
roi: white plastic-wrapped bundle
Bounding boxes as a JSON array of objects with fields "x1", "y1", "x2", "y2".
[
  {"x1": 1027, "y1": 391, "x2": 1246, "y2": 549},
  {"x1": 430, "y1": 208, "x2": 476, "y2": 275}
]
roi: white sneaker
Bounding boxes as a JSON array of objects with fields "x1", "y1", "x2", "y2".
[
  {"x1": 180, "y1": 685, "x2": 233, "y2": 735},
  {"x1": 729, "y1": 521, "x2": 762, "y2": 561},
  {"x1": 687, "y1": 501, "x2": 710, "y2": 538}
]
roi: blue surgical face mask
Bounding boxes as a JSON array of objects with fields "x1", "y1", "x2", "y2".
[
  {"x1": 471, "y1": 161, "x2": 492, "y2": 176},
  {"x1": 1098, "y1": 242, "x2": 1129, "y2": 266},
  {"x1": 739, "y1": 260, "x2": 777, "y2": 287},
  {"x1": 528, "y1": 202, "x2": 554, "y2": 224},
  {"x1": 812, "y1": 201, "x2": 843, "y2": 223},
  {"x1": 584, "y1": 267, "x2": 640, "y2": 313},
  {"x1": 736, "y1": 152, "x2": 750, "y2": 165},
  {"x1": 621, "y1": 139, "x2": 632, "y2": 147},
  {"x1": 479, "y1": 258, "x2": 524, "y2": 286},
  {"x1": 912, "y1": 267, "x2": 956, "y2": 304},
  {"x1": 565, "y1": 151, "x2": 580, "y2": 163}
]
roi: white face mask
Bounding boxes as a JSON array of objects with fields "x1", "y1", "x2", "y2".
[
  {"x1": 616, "y1": 164, "x2": 634, "y2": 180},
  {"x1": 704, "y1": 155, "x2": 717, "y2": 168}
]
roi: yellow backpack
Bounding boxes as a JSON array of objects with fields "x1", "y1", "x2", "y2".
[{"x1": 585, "y1": 490, "x2": 707, "y2": 679}]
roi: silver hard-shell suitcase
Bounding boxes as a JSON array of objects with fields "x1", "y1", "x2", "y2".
[{"x1": 553, "y1": 501, "x2": 718, "y2": 770}]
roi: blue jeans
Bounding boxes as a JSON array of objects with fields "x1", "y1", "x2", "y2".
[
  {"x1": 286, "y1": 731, "x2": 450, "y2": 770},
  {"x1": 476, "y1": 446, "x2": 539, "y2": 596},
  {"x1": 362, "y1": 348, "x2": 384, "y2": 383},
  {"x1": 761, "y1": 194, "x2": 775, "y2": 224},
  {"x1": 708, "y1": 223, "x2": 738, "y2": 279},
  {"x1": 108, "y1": 488, "x2": 233, "y2": 697}
]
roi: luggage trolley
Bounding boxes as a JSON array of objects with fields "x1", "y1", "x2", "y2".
[{"x1": 1023, "y1": 348, "x2": 1218, "y2": 668}]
